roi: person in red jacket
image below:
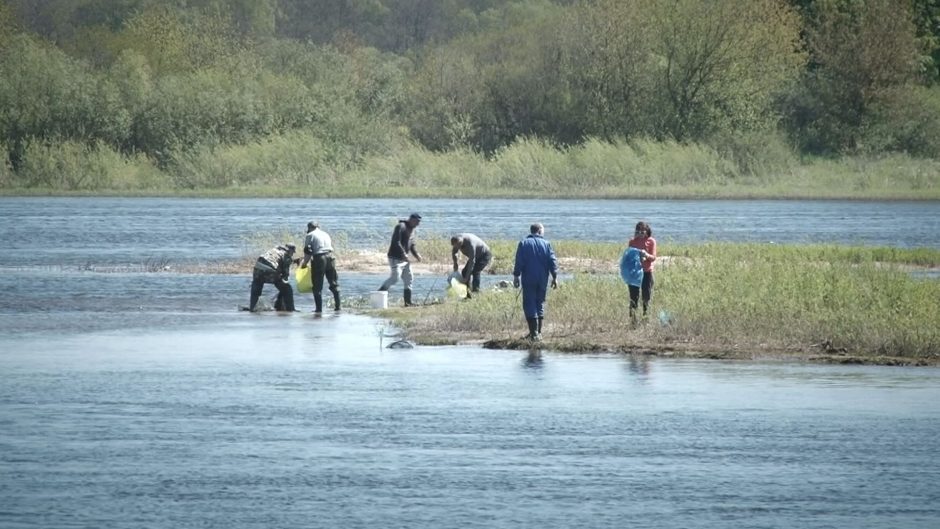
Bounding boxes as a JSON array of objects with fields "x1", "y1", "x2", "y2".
[{"x1": 627, "y1": 221, "x2": 656, "y2": 323}]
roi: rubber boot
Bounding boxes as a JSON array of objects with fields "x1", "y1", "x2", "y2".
[
  {"x1": 537, "y1": 317, "x2": 543, "y2": 340},
  {"x1": 629, "y1": 307, "x2": 637, "y2": 326},
  {"x1": 314, "y1": 293, "x2": 323, "y2": 313},
  {"x1": 332, "y1": 289, "x2": 341, "y2": 311},
  {"x1": 281, "y1": 288, "x2": 296, "y2": 312},
  {"x1": 404, "y1": 288, "x2": 413, "y2": 307},
  {"x1": 525, "y1": 318, "x2": 538, "y2": 340}
]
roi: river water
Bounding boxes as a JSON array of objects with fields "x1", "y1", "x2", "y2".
[{"x1": 1, "y1": 197, "x2": 939, "y2": 528}]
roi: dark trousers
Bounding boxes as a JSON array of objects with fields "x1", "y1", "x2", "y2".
[
  {"x1": 521, "y1": 279, "x2": 548, "y2": 319},
  {"x1": 249, "y1": 268, "x2": 294, "y2": 311},
  {"x1": 311, "y1": 252, "x2": 340, "y2": 296},
  {"x1": 629, "y1": 271, "x2": 654, "y2": 314},
  {"x1": 461, "y1": 250, "x2": 492, "y2": 292}
]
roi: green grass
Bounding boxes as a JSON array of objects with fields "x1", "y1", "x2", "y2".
[
  {"x1": 3, "y1": 137, "x2": 940, "y2": 199},
  {"x1": 393, "y1": 242, "x2": 940, "y2": 362}
]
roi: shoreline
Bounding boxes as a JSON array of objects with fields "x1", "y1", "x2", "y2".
[
  {"x1": 392, "y1": 321, "x2": 940, "y2": 367},
  {"x1": 2, "y1": 189, "x2": 940, "y2": 201}
]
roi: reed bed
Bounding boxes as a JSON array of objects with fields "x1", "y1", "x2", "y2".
[{"x1": 394, "y1": 242, "x2": 940, "y2": 362}]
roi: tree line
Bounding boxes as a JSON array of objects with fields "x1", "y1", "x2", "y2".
[{"x1": 2, "y1": 0, "x2": 939, "y2": 189}]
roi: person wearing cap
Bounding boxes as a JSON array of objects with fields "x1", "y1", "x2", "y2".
[
  {"x1": 450, "y1": 233, "x2": 492, "y2": 297},
  {"x1": 378, "y1": 213, "x2": 423, "y2": 306},
  {"x1": 512, "y1": 223, "x2": 558, "y2": 341},
  {"x1": 249, "y1": 243, "x2": 297, "y2": 312},
  {"x1": 299, "y1": 220, "x2": 341, "y2": 313}
]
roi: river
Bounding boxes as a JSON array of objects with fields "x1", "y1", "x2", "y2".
[{"x1": 1, "y1": 197, "x2": 939, "y2": 528}]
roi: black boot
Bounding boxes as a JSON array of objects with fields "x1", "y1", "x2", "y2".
[
  {"x1": 537, "y1": 317, "x2": 543, "y2": 336},
  {"x1": 525, "y1": 318, "x2": 537, "y2": 340},
  {"x1": 404, "y1": 288, "x2": 413, "y2": 307},
  {"x1": 314, "y1": 293, "x2": 323, "y2": 313},
  {"x1": 332, "y1": 289, "x2": 341, "y2": 311}
]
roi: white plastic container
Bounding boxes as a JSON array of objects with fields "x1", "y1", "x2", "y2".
[{"x1": 369, "y1": 291, "x2": 388, "y2": 309}]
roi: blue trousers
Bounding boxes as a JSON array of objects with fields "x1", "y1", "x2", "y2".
[{"x1": 521, "y1": 280, "x2": 547, "y2": 319}]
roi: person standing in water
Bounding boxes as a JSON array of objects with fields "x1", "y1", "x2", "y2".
[
  {"x1": 378, "y1": 213, "x2": 423, "y2": 306},
  {"x1": 300, "y1": 220, "x2": 341, "y2": 313},
  {"x1": 249, "y1": 243, "x2": 296, "y2": 312},
  {"x1": 450, "y1": 233, "x2": 492, "y2": 298}
]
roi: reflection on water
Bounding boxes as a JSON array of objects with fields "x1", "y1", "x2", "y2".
[{"x1": 521, "y1": 349, "x2": 544, "y2": 370}]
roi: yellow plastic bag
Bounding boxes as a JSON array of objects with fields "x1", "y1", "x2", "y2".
[
  {"x1": 294, "y1": 264, "x2": 312, "y2": 293},
  {"x1": 447, "y1": 273, "x2": 468, "y2": 299}
]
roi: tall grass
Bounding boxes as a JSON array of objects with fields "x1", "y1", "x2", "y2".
[
  {"x1": 4, "y1": 136, "x2": 939, "y2": 199},
  {"x1": 398, "y1": 243, "x2": 940, "y2": 360}
]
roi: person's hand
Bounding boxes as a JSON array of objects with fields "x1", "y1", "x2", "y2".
[
  {"x1": 453, "y1": 265, "x2": 459, "y2": 272},
  {"x1": 512, "y1": 276, "x2": 520, "y2": 288},
  {"x1": 415, "y1": 254, "x2": 423, "y2": 262},
  {"x1": 551, "y1": 277, "x2": 558, "y2": 289},
  {"x1": 300, "y1": 263, "x2": 307, "y2": 269}
]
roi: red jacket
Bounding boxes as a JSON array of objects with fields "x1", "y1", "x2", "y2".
[{"x1": 628, "y1": 236, "x2": 657, "y2": 272}]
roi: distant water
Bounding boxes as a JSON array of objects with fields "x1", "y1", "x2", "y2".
[{"x1": 1, "y1": 197, "x2": 938, "y2": 267}]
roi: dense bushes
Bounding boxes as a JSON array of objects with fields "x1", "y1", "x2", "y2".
[{"x1": 1, "y1": 0, "x2": 939, "y2": 194}]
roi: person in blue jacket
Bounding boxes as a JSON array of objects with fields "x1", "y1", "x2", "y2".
[{"x1": 512, "y1": 223, "x2": 559, "y2": 341}]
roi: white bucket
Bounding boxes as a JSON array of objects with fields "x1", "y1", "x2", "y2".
[{"x1": 369, "y1": 291, "x2": 388, "y2": 309}]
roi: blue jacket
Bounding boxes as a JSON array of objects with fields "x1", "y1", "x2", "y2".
[{"x1": 513, "y1": 234, "x2": 558, "y2": 285}]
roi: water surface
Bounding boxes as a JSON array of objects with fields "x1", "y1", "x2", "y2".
[
  {"x1": 1, "y1": 317, "x2": 938, "y2": 529},
  {"x1": 1, "y1": 197, "x2": 938, "y2": 528}
]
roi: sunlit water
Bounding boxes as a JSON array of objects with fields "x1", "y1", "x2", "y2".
[
  {"x1": 2, "y1": 317, "x2": 939, "y2": 529},
  {"x1": 1, "y1": 197, "x2": 939, "y2": 528},
  {"x1": 1, "y1": 197, "x2": 938, "y2": 267}
]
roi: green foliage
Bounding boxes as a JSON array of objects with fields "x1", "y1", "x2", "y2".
[
  {"x1": 789, "y1": 0, "x2": 922, "y2": 154},
  {"x1": 0, "y1": 34, "x2": 130, "y2": 167},
  {"x1": 860, "y1": 85, "x2": 940, "y2": 157},
  {"x1": 0, "y1": 0, "x2": 939, "y2": 192},
  {"x1": 13, "y1": 139, "x2": 163, "y2": 190},
  {"x1": 402, "y1": 242, "x2": 940, "y2": 358}
]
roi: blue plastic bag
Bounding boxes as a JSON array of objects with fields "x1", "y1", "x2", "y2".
[{"x1": 619, "y1": 247, "x2": 644, "y2": 287}]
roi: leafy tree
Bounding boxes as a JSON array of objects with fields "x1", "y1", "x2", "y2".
[
  {"x1": 0, "y1": 34, "x2": 129, "y2": 168},
  {"x1": 788, "y1": 0, "x2": 922, "y2": 153},
  {"x1": 648, "y1": 0, "x2": 806, "y2": 141}
]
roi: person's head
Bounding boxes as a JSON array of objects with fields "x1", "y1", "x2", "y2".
[
  {"x1": 307, "y1": 220, "x2": 319, "y2": 232},
  {"x1": 634, "y1": 221, "x2": 651, "y2": 238},
  {"x1": 407, "y1": 213, "x2": 422, "y2": 228},
  {"x1": 450, "y1": 235, "x2": 463, "y2": 248},
  {"x1": 283, "y1": 243, "x2": 297, "y2": 255},
  {"x1": 530, "y1": 223, "x2": 544, "y2": 235}
]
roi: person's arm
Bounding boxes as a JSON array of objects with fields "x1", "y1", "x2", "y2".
[
  {"x1": 409, "y1": 231, "x2": 422, "y2": 261},
  {"x1": 646, "y1": 239, "x2": 657, "y2": 262},
  {"x1": 463, "y1": 244, "x2": 477, "y2": 282},
  {"x1": 452, "y1": 247, "x2": 460, "y2": 272},
  {"x1": 512, "y1": 241, "x2": 523, "y2": 287},
  {"x1": 279, "y1": 257, "x2": 291, "y2": 281},
  {"x1": 548, "y1": 242, "x2": 559, "y2": 288},
  {"x1": 392, "y1": 223, "x2": 408, "y2": 261}
]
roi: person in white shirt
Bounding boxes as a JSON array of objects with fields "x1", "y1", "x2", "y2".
[{"x1": 300, "y1": 221, "x2": 341, "y2": 312}]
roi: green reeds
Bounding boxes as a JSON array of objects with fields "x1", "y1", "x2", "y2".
[
  {"x1": 397, "y1": 242, "x2": 940, "y2": 360},
  {"x1": 4, "y1": 137, "x2": 940, "y2": 199}
]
